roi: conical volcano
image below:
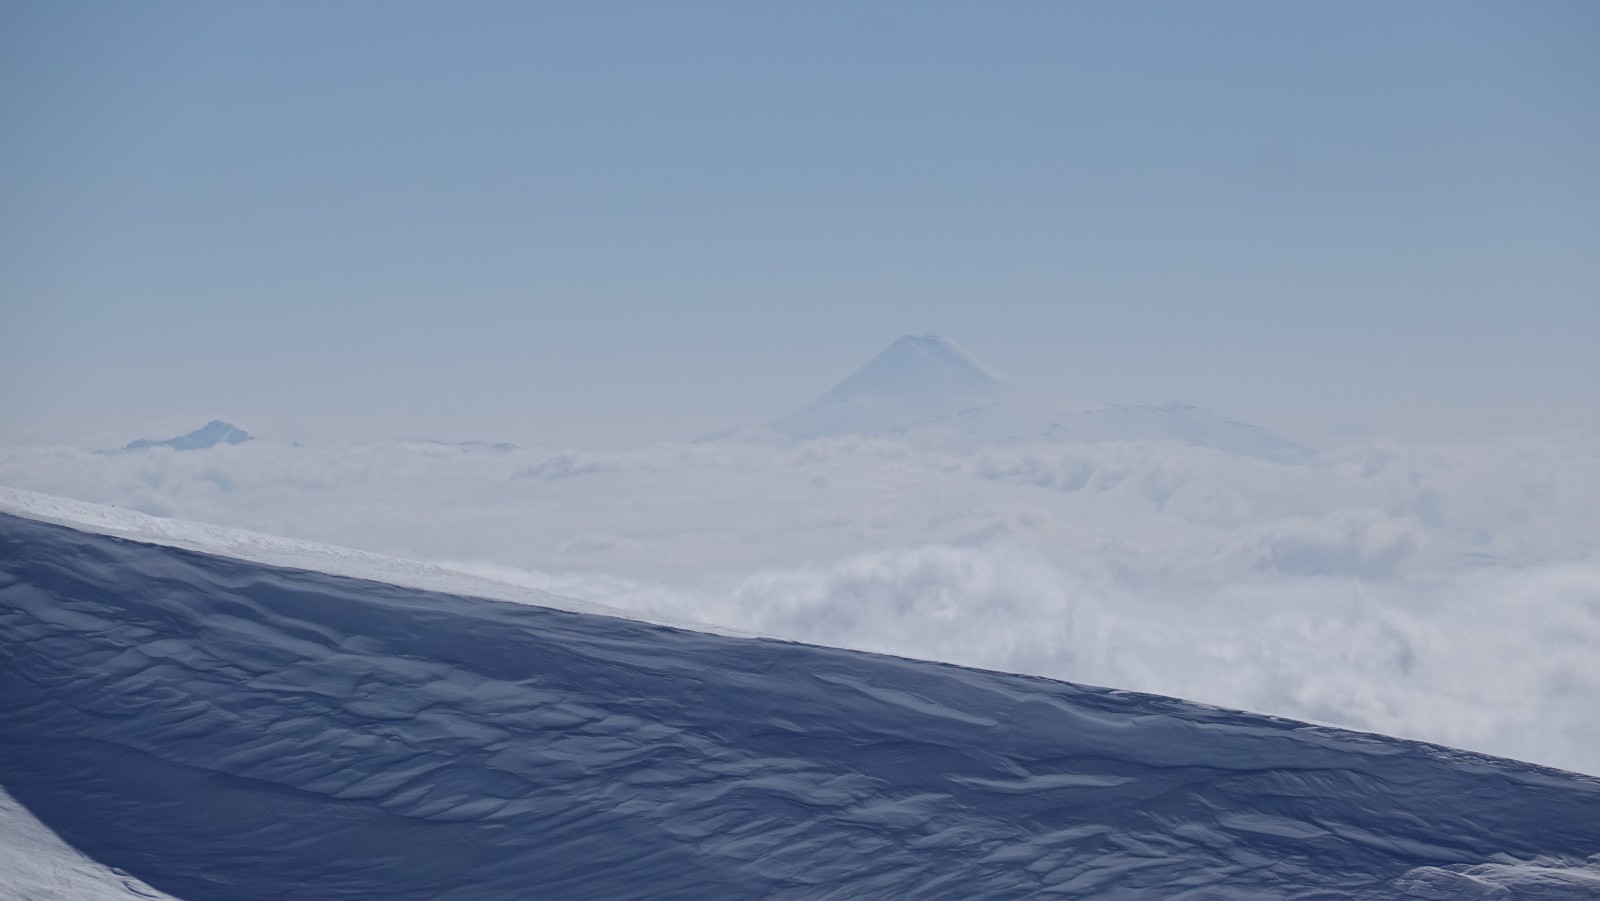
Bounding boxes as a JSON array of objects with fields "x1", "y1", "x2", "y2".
[
  {"x1": 769, "y1": 334, "x2": 1018, "y2": 439},
  {"x1": 751, "y1": 333, "x2": 1308, "y2": 459}
]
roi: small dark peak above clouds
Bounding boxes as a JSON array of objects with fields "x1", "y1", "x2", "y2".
[{"x1": 122, "y1": 420, "x2": 253, "y2": 452}]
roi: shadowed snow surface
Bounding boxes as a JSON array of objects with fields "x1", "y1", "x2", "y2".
[{"x1": 2, "y1": 513, "x2": 1599, "y2": 899}]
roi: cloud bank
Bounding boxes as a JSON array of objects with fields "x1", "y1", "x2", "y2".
[{"x1": 2, "y1": 431, "x2": 1597, "y2": 774}]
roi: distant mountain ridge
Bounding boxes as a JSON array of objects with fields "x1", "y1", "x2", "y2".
[
  {"x1": 122, "y1": 420, "x2": 253, "y2": 452},
  {"x1": 730, "y1": 334, "x2": 1310, "y2": 461}
]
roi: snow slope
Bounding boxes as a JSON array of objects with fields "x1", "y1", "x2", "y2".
[
  {"x1": 0, "y1": 487, "x2": 672, "y2": 630},
  {"x1": 0, "y1": 786, "x2": 176, "y2": 900},
  {"x1": 3, "y1": 504, "x2": 1600, "y2": 899}
]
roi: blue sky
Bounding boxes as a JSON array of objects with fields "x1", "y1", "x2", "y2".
[{"x1": 2, "y1": 1, "x2": 1596, "y2": 447}]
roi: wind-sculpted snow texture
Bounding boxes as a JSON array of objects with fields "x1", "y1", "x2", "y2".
[{"x1": 3, "y1": 514, "x2": 1599, "y2": 900}]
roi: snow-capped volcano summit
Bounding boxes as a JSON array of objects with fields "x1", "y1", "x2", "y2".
[
  {"x1": 752, "y1": 334, "x2": 1309, "y2": 459},
  {"x1": 807, "y1": 332, "x2": 1017, "y2": 405},
  {"x1": 770, "y1": 333, "x2": 1018, "y2": 439}
]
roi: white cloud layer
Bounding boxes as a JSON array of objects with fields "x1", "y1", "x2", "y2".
[{"x1": 2, "y1": 431, "x2": 1597, "y2": 774}]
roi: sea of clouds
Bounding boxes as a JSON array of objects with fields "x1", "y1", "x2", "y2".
[{"x1": 3, "y1": 431, "x2": 1597, "y2": 775}]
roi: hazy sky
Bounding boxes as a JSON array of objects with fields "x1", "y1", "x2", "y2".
[{"x1": 2, "y1": 1, "x2": 1596, "y2": 448}]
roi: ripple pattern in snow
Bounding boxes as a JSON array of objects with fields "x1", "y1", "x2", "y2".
[{"x1": 2, "y1": 512, "x2": 1599, "y2": 899}]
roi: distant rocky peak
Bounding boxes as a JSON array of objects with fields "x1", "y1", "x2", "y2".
[{"x1": 123, "y1": 420, "x2": 253, "y2": 452}]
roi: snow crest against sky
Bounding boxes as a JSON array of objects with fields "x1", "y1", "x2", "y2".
[
  {"x1": 3, "y1": 431, "x2": 1598, "y2": 776},
  {"x1": 1, "y1": 2, "x2": 1597, "y2": 446}
]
